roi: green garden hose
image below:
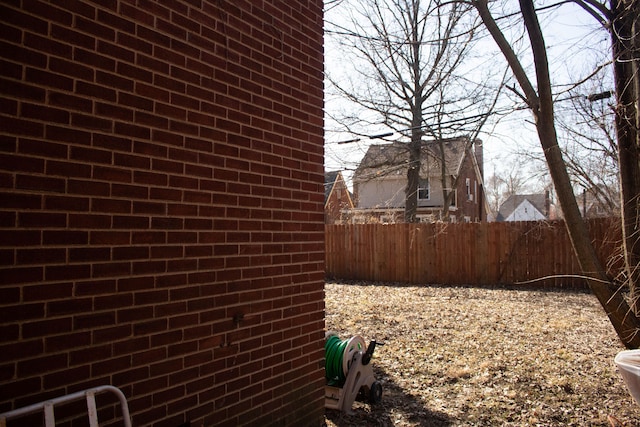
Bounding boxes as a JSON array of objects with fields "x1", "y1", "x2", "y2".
[{"x1": 324, "y1": 334, "x2": 365, "y2": 386}]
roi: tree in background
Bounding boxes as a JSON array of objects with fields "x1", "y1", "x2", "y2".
[
  {"x1": 472, "y1": 0, "x2": 640, "y2": 348},
  {"x1": 485, "y1": 162, "x2": 532, "y2": 217},
  {"x1": 558, "y1": 83, "x2": 620, "y2": 217},
  {"x1": 325, "y1": 0, "x2": 502, "y2": 222}
]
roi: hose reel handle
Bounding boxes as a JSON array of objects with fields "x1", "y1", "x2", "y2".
[{"x1": 362, "y1": 340, "x2": 383, "y2": 365}]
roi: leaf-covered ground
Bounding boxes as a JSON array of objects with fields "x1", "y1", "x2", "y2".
[{"x1": 323, "y1": 281, "x2": 640, "y2": 426}]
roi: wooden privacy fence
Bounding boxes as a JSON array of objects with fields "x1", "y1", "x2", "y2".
[{"x1": 325, "y1": 217, "x2": 623, "y2": 289}]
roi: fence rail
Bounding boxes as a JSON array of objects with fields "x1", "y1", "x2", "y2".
[{"x1": 325, "y1": 218, "x2": 623, "y2": 289}]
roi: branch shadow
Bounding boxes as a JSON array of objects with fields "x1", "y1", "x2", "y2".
[{"x1": 324, "y1": 365, "x2": 452, "y2": 427}]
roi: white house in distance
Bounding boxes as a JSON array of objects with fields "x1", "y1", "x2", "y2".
[{"x1": 496, "y1": 192, "x2": 557, "y2": 222}]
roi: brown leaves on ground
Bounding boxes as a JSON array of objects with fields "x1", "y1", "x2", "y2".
[{"x1": 324, "y1": 281, "x2": 640, "y2": 426}]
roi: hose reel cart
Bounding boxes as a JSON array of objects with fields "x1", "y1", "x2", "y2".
[{"x1": 324, "y1": 332, "x2": 383, "y2": 413}]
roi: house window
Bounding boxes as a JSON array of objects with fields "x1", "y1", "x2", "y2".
[
  {"x1": 418, "y1": 179, "x2": 430, "y2": 200},
  {"x1": 466, "y1": 178, "x2": 473, "y2": 201}
]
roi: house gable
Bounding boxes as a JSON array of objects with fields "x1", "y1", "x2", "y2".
[
  {"x1": 325, "y1": 171, "x2": 354, "y2": 223},
  {"x1": 505, "y1": 199, "x2": 546, "y2": 221},
  {"x1": 497, "y1": 193, "x2": 552, "y2": 222}
]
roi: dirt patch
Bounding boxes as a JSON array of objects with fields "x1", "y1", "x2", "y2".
[{"x1": 323, "y1": 281, "x2": 640, "y2": 426}]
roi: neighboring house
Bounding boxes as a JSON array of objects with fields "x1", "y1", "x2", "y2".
[
  {"x1": 496, "y1": 192, "x2": 556, "y2": 222},
  {"x1": 325, "y1": 171, "x2": 354, "y2": 224},
  {"x1": 351, "y1": 137, "x2": 485, "y2": 223}
]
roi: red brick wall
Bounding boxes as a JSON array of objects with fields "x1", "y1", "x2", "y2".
[{"x1": 0, "y1": 1, "x2": 325, "y2": 426}]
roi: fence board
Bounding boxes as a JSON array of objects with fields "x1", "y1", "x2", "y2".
[{"x1": 325, "y1": 218, "x2": 622, "y2": 289}]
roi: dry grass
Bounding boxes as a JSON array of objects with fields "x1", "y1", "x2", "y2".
[{"x1": 323, "y1": 281, "x2": 640, "y2": 426}]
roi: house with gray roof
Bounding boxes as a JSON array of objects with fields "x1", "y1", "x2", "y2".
[{"x1": 351, "y1": 137, "x2": 485, "y2": 223}]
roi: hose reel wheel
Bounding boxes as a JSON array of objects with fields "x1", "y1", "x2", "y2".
[{"x1": 369, "y1": 381, "x2": 383, "y2": 404}]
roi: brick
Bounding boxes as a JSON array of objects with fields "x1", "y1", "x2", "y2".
[
  {"x1": 43, "y1": 365, "x2": 90, "y2": 390},
  {"x1": 47, "y1": 295, "x2": 92, "y2": 315},
  {"x1": 50, "y1": 56, "x2": 94, "y2": 82},
  {"x1": 0, "y1": 339, "x2": 44, "y2": 361},
  {"x1": 76, "y1": 80, "x2": 117, "y2": 102},
  {"x1": 95, "y1": 100, "x2": 134, "y2": 121},
  {"x1": 118, "y1": 92, "x2": 154, "y2": 111},
  {"x1": 112, "y1": 366, "x2": 149, "y2": 386},
  {"x1": 17, "y1": 353, "x2": 68, "y2": 376},
  {"x1": 18, "y1": 212, "x2": 67, "y2": 228},
  {"x1": 92, "y1": 261, "x2": 132, "y2": 278},
  {"x1": 114, "y1": 122, "x2": 151, "y2": 139},
  {"x1": 42, "y1": 230, "x2": 89, "y2": 245},
  {"x1": 70, "y1": 145, "x2": 113, "y2": 165},
  {"x1": 128, "y1": 202, "x2": 163, "y2": 218},
  {"x1": 16, "y1": 175, "x2": 65, "y2": 193},
  {"x1": 1, "y1": 117, "x2": 45, "y2": 138},
  {"x1": 111, "y1": 184, "x2": 149, "y2": 199},
  {"x1": 45, "y1": 124, "x2": 91, "y2": 144},
  {"x1": 74, "y1": 311, "x2": 116, "y2": 331},
  {"x1": 44, "y1": 195, "x2": 90, "y2": 211},
  {"x1": 20, "y1": 103, "x2": 70, "y2": 125},
  {"x1": 0, "y1": 266, "x2": 44, "y2": 285},
  {"x1": 93, "y1": 134, "x2": 132, "y2": 153},
  {"x1": 91, "y1": 355, "x2": 131, "y2": 377},
  {"x1": 91, "y1": 199, "x2": 132, "y2": 214},
  {"x1": 17, "y1": 248, "x2": 66, "y2": 265},
  {"x1": 117, "y1": 61, "x2": 152, "y2": 83},
  {"x1": 23, "y1": 317, "x2": 73, "y2": 339},
  {"x1": 74, "y1": 279, "x2": 116, "y2": 296},
  {"x1": 22, "y1": 283, "x2": 73, "y2": 302}
]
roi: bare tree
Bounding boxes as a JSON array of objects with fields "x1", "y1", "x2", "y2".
[
  {"x1": 326, "y1": 0, "x2": 502, "y2": 222},
  {"x1": 472, "y1": 0, "x2": 640, "y2": 348},
  {"x1": 485, "y1": 161, "x2": 532, "y2": 217},
  {"x1": 558, "y1": 85, "x2": 620, "y2": 217}
]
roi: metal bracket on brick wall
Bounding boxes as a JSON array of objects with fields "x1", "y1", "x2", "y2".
[{"x1": 0, "y1": 385, "x2": 131, "y2": 427}]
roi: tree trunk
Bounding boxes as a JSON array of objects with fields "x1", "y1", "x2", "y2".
[
  {"x1": 405, "y1": 126, "x2": 421, "y2": 223},
  {"x1": 611, "y1": 0, "x2": 640, "y2": 316},
  {"x1": 405, "y1": 17, "x2": 423, "y2": 224}
]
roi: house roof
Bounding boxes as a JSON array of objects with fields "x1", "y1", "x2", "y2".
[
  {"x1": 353, "y1": 137, "x2": 471, "y2": 181},
  {"x1": 324, "y1": 170, "x2": 354, "y2": 206},
  {"x1": 324, "y1": 171, "x2": 341, "y2": 202},
  {"x1": 496, "y1": 193, "x2": 548, "y2": 221}
]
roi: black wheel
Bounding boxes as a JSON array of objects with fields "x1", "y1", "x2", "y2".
[{"x1": 369, "y1": 381, "x2": 382, "y2": 405}]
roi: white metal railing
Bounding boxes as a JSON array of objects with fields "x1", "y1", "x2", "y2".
[{"x1": 0, "y1": 385, "x2": 131, "y2": 427}]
